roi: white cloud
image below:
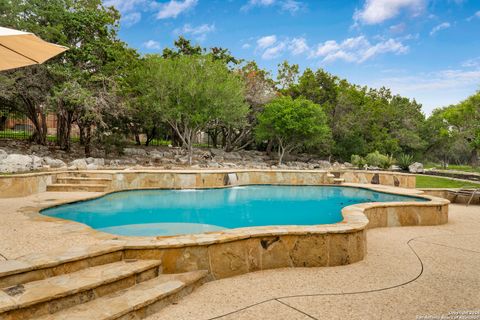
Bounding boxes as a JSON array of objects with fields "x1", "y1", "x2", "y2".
[
  {"x1": 255, "y1": 35, "x2": 309, "y2": 59},
  {"x1": 430, "y1": 22, "x2": 451, "y2": 36},
  {"x1": 354, "y1": 0, "x2": 426, "y2": 25},
  {"x1": 157, "y1": 0, "x2": 198, "y2": 19},
  {"x1": 122, "y1": 12, "x2": 142, "y2": 26},
  {"x1": 312, "y1": 36, "x2": 408, "y2": 63},
  {"x1": 462, "y1": 57, "x2": 480, "y2": 68},
  {"x1": 323, "y1": 50, "x2": 356, "y2": 63},
  {"x1": 467, "y1": 11, "x2": 480, "y2": 21},
  {"x1": 389, "y1": 23, "x2": 406, "y2": 34},
  {"x1": 242, "y1": 0, "x2": 304, "y2": 14},
  {"x1": 374, "y1": 64, "x2": 480, "y2": 113},
  {"x1": 143, "y1": 40, "x2": 161, "y2": 49},
  {"x1": 242, "y1": 43, "x2": 252, "y2": 49},
  {"x1": 314, "y1": 40, "x2": 340, "y2": 56},
  {"x1": 280, "y1": 0, "x2": 302, "y2": 13},
  {"x1": 257, "y1": 35, "x2": 277, "y2": 49},
  {"x1": 104, "y1": 0, "x2": 146, "y2": 12},
  {"x1": 104, "y1": 0, "x2": 149, "y2": 27},
  {"x1": 288, "y1": 37, "x2": 309, "y2": 55},
  {"x1": 176, "y1": 23, "x2": 215, "y2": 41},
  {"x1": 262, "y1": 42, "x2": 286, "y2": 59}
]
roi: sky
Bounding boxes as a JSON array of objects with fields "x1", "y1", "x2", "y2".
[{"x1": 104, "y1": 0, "x2": 480, "y2": 114}]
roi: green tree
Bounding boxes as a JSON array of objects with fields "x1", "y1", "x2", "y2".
[
  {"x1": 277, "y1": 61, "x2": 299, "y2": 92},
  {"x1": 256, "y1": 97, "x2": 331, "y2": 164},
  {"x1": 431, "y1": 92, "x2": 480, "y2": 166},
  {"x1": 136, "y1": 55, "x2": 248, "y2": 164},
  {"x1": 0, "y1": 0, "x2": 136, "y2": 150}
]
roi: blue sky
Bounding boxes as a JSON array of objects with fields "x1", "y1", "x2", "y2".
[{"x1": 104, "y1": 0, "x2": 480, "y2": 114}]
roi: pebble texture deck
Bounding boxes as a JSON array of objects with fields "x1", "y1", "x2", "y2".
[{"x1": 145, "y1": 204, "x2": 480, "y2": 320}]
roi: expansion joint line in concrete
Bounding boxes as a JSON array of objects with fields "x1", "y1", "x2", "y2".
[
  {"x1": 275, "y1": 299, "x2": 320, "y2": 320},
  {"x1": 0, "y1": 252, "x2": 7, "y2": 261},
  {"x1": 205, "y1": 232, "x2": 480, "y2": 320}
]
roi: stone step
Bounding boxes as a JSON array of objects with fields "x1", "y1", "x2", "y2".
[
  {"x1": 56, "y1": 177, "x2": 112, "y2": 185},
  {"x1": 36, "y1": 270, "x2": 208, "y2": 320},
  {"x1": 333, "y1": 178, "x2": 345, "y2": 184},
  {"x1": 46, "y1": 184, "x2": 107, "y2": 192},
  {"x1": 0, "y1": 260, "x2": 162, "y2": 319}
]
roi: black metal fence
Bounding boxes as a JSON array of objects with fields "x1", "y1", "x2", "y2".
[
  {"x1": 0, "y1": 107, "x2": 210, "y2": 147},
  {"x1": 0, "y1": 106, "x2": 82, "y2": 142}
]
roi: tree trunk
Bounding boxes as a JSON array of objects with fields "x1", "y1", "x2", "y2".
[
  {"x1": 278, "y1": 145, "x2": 286, "y2": 165},
  {"x1": 470, "y1": 149, "x2": 478, "y2": 167},
  {"x1": 266, "y1": 140, "x2": 274, "y2": 155},
  {"x1": 145, "y1": 127, "x2": 156, "y2": 146},
  {"x1": 0, "y1": 115, "x2": 6, "y2": 131},
  {"x1": 56, "y1": 110, "x2": 74, "y2": 151},
  {"x1": 135, "y1": 133, "x2": 141, "y2": 145},
  {"x1": 78, "y1": 125, "x2": 85, "y2": 145},
  {"x1": 84, "y1": 126, "x2": 92, "y2": 157}
]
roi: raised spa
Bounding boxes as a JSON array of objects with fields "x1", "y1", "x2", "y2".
[{"x1": 41, "y1": 185, "x2": 428, "y2": 237}]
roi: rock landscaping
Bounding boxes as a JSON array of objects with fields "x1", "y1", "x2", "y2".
[{"x1": 0, "y1": 140, "x2": 355, "y2": 173}]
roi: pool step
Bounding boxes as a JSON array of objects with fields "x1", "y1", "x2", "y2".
[
  {"x1": 36, "y1": 270, "x2": 208, "y2": 320},
  {"x1": 46, "y1": 183, "x2": 107, "y2": 192},
  {"x1": 0, "y1": 260, "x2": 162, "y2": 319},
  {"x1": 56, "y1": 177, "x2": 112, "y2": 185}
]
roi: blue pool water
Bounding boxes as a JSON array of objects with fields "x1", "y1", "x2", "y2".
[{"x1": 41, "y1": 186, "x2": 427, "y2": 237}]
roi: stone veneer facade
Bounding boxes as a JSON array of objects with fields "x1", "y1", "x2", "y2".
[{"x1": 0, "y1": 169, "x2": 416, "y2": 198}]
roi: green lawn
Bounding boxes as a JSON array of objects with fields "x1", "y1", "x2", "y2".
[
  {"x1": 424, "y1": 163, "x2": 480, "y2": 174},
  {"x1": 416, "y1": 175, "x2": 480, "y2": 188}
]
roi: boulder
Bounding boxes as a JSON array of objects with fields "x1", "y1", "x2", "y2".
[
  {"x1": 224, "y1": 152, "x2": 242, "y2": 161},
  {"x1": 123, "y1": 148, "x2": 147, "y2": 156},
  {"x1": 409, "y1": 162, "x2": 424, "y2": 173},
  {"x1": 86, "y1": 163, "x2": 98, "y2": 170},
  {"x1": 85, "y1": 158, "x2": 104, "y2": 166},
  {"x1": 0, "y1": 154, "x2": 37, "y2": 173},
  {"x1": 148, "y1": 150, "x2": 164, "y2": 159},
  {"x1": 316, "y1": 160, "x2": 332, "y2": 169},
  {"x1": 43, "y1": 157, "x2": 67, "y2": 168},
  {"x1": 0, "y1": 149, "x2": 7, "y2": 161},
  {"x1": 68, "y1": 159, "x2": 88, "y2": 170},
  {"x1": 207, "y1": 161, "x2": 220, "y2": 168},
  {"x1": 30, "y1": 155, "x2": 43, "y2": 170}
]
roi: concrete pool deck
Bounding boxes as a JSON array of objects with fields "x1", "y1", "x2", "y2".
[
  {"x1": 0, "y1": 187, "x2": 475, "y2": 319},
  {"x1": 145, "y1": 203, "x2": 480, "y2": 320}
]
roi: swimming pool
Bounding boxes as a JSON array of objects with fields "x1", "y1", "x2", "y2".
[{"x1": 41, "y1": 186, "x2": 427, "y2": 237}]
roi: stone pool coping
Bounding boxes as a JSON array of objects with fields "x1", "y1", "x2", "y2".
[{"x1": 0, "y1": 182, "x2": 449, "y2": 280}]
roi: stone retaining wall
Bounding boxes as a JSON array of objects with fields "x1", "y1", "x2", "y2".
[{"x1": 0, "y1": 169, "x2": 417, "y2": 198}]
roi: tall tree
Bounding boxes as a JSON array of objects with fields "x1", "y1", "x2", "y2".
[
  {"x1": 256, "y1": 96, "x2": 331, "y2": 164},
  {"x1": 0, "y1": 0, "x2": 135, "y2": 150},
  {"x1": 133, "y1": 55, "x2": 248, "y2": 164}
]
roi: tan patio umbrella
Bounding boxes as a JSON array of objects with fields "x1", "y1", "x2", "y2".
[{"x1": 0, "y1": 26, "x2": 68, "y2": 71}]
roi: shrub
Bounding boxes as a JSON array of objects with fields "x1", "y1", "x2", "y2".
[
  {"x1": 364, "y1": 151, "x2": 396, "y2": 169},
  {"x1": 351, "y1": 154, "x2": 366, "y2": 169},
  {"x1": 380, "y1": 154, "x2": 396, "y2": 169},
  {"x1": 397, "y1": 154, "x2": 414, "y2": 170},
  {"x1": 101, "y1": 132, "x2": 128, "y2": 157}
]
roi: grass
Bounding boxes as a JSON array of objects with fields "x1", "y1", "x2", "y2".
[
  {"x1": 416, "y1": 175, "x2": 480, "y2": 188},
  {"x1": 424, "y1": 163, "x2": 480, "y2": 174}
]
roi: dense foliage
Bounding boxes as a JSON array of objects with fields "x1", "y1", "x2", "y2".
[
  {"x1": 256, "y1": 97, "x2": 331, "y2": 164},
  {"x1": 0, "y1": 1, "x2": 478, "y2": 166},
  {"x1": 125, "y1": 55, "x2": 248, "y2": 164}
]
